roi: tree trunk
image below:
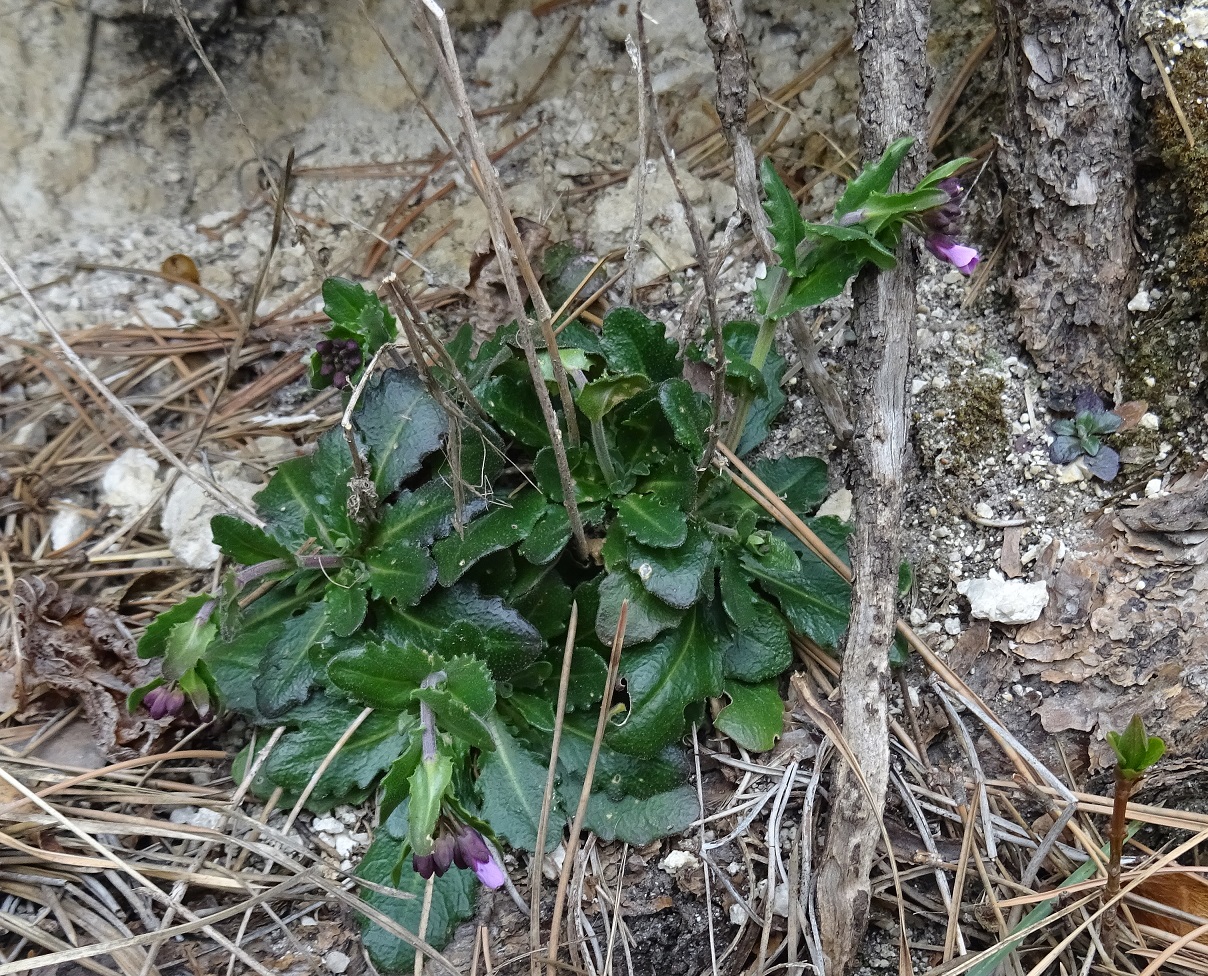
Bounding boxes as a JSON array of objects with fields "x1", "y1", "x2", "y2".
[
  {"x1": 813, "y1": 0, "x2": 929, "y2": 972},
  {"x1": 996, "y1": 0, "x2": 1138, "y2": 390}
]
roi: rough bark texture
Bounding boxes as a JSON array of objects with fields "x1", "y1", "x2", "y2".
[
  {"x1": 996, "y1": 0, "x2": 1138, "y2": 390},
  {"x1": 813, "y1": 0, "x2": 929, "y2": 972}
]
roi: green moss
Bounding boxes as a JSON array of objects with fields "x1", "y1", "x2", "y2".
[{"x1": 951, "y1": 374, "x2": 1008, "y2": 462}]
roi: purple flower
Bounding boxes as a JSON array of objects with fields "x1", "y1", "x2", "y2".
[
  {"x1": 411, "y1": 823, "x2": 505, "y2": 888},
  {"x1": 143, "y1": 685, "x2": 185, "y2": 720},
  {"x1": 915, "y1": 177, "x2": 980, "y2": 275},
  {"x1": 313, "y1": 336, "x2": 363, "y2": 390},
  {"x1": 925, "y1": 235, "x2": 980, "y2": 275}
]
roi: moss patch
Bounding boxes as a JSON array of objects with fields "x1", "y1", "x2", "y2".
[{"x1": 915, "y1": 371, "x2": 1008, "y2": 478}]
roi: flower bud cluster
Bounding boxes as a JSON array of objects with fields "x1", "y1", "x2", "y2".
[
  {"x1": 414, "y1": 822, "x2": 505, "y2": 888},
  {"x1": 917, "y1": 177, "x2": 980, "y2": 275},
  {"x1": 143, "y1": 685, "x2": 185, "y2": 720},
  {"x1": 315, "y1": 338, "x2": 364, "y2": 389}
]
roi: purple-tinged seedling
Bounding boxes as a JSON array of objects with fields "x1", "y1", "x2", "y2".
[{"x1": 1048, "y1": 390, "x2": 1122, "y2": 481}]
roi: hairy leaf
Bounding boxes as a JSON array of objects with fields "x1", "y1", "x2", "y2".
[
  {"x1": 751, "y1": 455, "x2": 829, "y2": 515},
  {"x1": 138, "y1": 594, "x2": 211, "y2": 659},
  {"x1": 719, "y1": 557, "x2": 792, "y2": 682},
  {"x1": 327, "y1": 640, "x2": 438, "y2": 711},
  {"x1": 658, "y1": 378, "x2": 711, "y2": 455},
  {"x1": 608, "y1": 606, "x2": 723, "y2": 756},
  {"x1": 741, "y1": 550, "x2": 851, "y2": 652},
  {"x1": 357, "y1": 834, "x2": 477, "y2": 972},
  {"x1": 355, "y1": 369, "x2": 449, "y2": 498},
  {"x1": 433, "y1": 490, "x2": 547, "y2": 586},
  {"x1": 599, "y1": 307, "x2": 679, "y2": 382},
  {"x1": 627, "y1": 525, "x2": 714, "y2": 609},
  {"x1": 834, "y1": 136, "x2": 914, "y2": 218},
  {"x1": 254, "y1": 426, "x2": 357, "y2": 552},
  {"x1": 616, "y1": 494, "x2": 688, "y2": 548},
  {"x1": 725, "y1": 321, "x2": 787, "y2": 456},
  {"x1": 518, "y1": 507, "x2": 571, "y2": 566},
  {"x1": 210, "y1": 516, "x2": 293, "y2": 566},
  {"x1": 577, "y1": 373, "x2": 651, "y2": 422},
  {"x1": 371, "y1": 482, "x2": 484, "y2": 551},
  {"x1": 365, "y1": 542, "x2": 438, "y2": 607},
  {"x1": 256, "y1": 601, "x2": 330, "y2": 718},
  {"x1": 596, "y1": 569, "x2": 684, "y2": 647},
  {"x1": 412, "y1": 656, "x2": 496, "y2": 751},
  {"x1": 481, "y1": 373, "x2": 551, "y2": 448},
  {"x1": 476, "y1": 718, "x2": 565, "y2": 852},
  {"x1": 326, "y1": 573, "x2": 369, "y2": 638},
  {"x1": 759, "y1": 158, "x2": 807, "y2": 274}
]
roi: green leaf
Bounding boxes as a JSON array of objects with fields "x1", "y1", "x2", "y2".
[
  {"x1": 379, "y1": 740, "x2": 423, "y2": 823},
  {"x1": 835, "y1": 136, "x2": 914, "y2": 218},
  {"x1": 355, "y1": 369, "x2": 449, "y2": 499},
  {"x1": 759, "y1": 157, "x2": 807, "y2": 274},
  {"x1": 481, "y1": 373, "x2": 551, "y2": 448},
  {"x1": 511, "y1": 574, "x2": 573, "y2": 641},
  {"x1": 379, "y1": 585, "x2": 543, "y2": 679},
  {"x1": 719, "y1": 558, "x2": 792, "y2": 682},
  {"x1": 327, "y1": 640, "x2": 438, "y2": 711},
  {"x1": 358, "y1": 834, "x2": 477, "y2": 973},
  {"x1": 476, "y1": 718, "x2": 565, "y2": 852},
  {"x1": 412, "y1": 656, "x2": 497, "y2": 752},
  {"x1": 255, "y1": 601, "x2": 330, "y2": 718},
  {"x1": 534, "y1": 445, "x2": 610, "y2": 505},
  {"x1": 1107, "y1": 714, "x2": 1166, "y2": 776},
  {"x1": 138, "y1": 595, "x2": 211, "y2": 659},
  {"x1": 724, "y1": 321, "x2": 787, "y2": 456},
  {"x1": 636, "y1": 452, "x2": 697, "y2": 511},
  {"x1": 254, "y1": 426, "x2": 357, "y2": 553},
  {"x1": 323, "y1": 277, "x2": 393, "y2": 338},
  {"x1": 409, "y1": 756, "x2": 453, "y2": 856},
  {"x1": 599, "y1": 307, "x2": 679, "y2": 382},
  {"x1": 741, "y1": 550, "x2": 851, "y2": 652},
  {"x1": 581, "y1": 786, "x2": 700, "y2": 844},
  {"x1": 616, "y1": 494, "x2": 688, "y2": 548},
  {"x1": 608, "y1": 606, "x2": 723, "y2": 756},
  {"x1": 715, "y1": 680, "x2": 784, "y2": 752},
  {"x1": 518, "y1": 507, "x2": 572, "y2": 566},
  {"x1": 800, "y1": 219, "x2": 896, "y2": 266},
  {"x1": 365, "y1": 542, "x2": 438, "y2": 607},
  {"x1": 210, "y1": 516, "x2": 292, "y2": 565},
  {"x1": 751, "y1": 456, "x2": 829, "y2": 515},
  {"x1": 627, "y1": 525, "x2": 714, "y2": 609},
  {"x1": 552, "y1": 715, "x2": 689, "y2": 800},
  {"x1": 326, "y1": 574, "x2": 368, "y2": 638},
  {"x1": 433, "y1": 490, "x2": 547, "y2": 586},
  {"x1": 371, "y1": 481, "x2": 484, "y2": 551},
  {"x1": 538, "y1": 348, "x2": 594, "y2": 382},
  {"x1": 265, "y1": 699, "x2": 414, "y2": 809},
  {"x1": 596, "y1": 569, "x2": 684, "y2": 647},
  {"x1": 770, "y1": 241, "x2": 876, "y2": 319},
  {"x1": 658, "y1": 378, "x2": 711, "y2": 455},
  {"x1": 162, "y1": 615, "x2": 217, "y2": 684},
  {"x1": 916, "y1": 157, "x2": 974, "y2": 190},
  {"x1": 577, "y1": 373, "x2": 651, "y2": 422}
]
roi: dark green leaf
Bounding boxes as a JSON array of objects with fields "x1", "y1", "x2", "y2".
[
  {"x1": 724, "y1": 321, "x2": 787, "y2": 455},
  {"x1": 326, "y1": 574, "x2": 368, "y2": 638},
  {"x1": 210, "y1": 516, "x2": 293, "y2": 566},
  {"x1": 354, "y1": 369, "x2": 449, "y2": 498},
  {"x1": 412, "y1": 656, "x2": 496, "y2": 751},
  {"x1": 636, "y1": 452, "x2": 697, "y2": 511},
  {"x1": 481, "y1": 373, "x2": 551, "y2": 448},
  {"x1": 255, "y1": 602, "x2": 331, "y2": 717},
  {"x1": 511, "y1": 574, "x2": 572, "y2": 641},
  {"x1": 616, "y1": 494, "x2": 688, "y2": 548},
  {"x1": 254, "y1": 426, "x2": 356, "y2": 552},
  {"x1": 433, "y1": 490, "x2": 547, "y2": 586},
  {"x1": 379, "y1": 739, "x2": 423, "y2": 823},
  {"x1": 759, "y1": 157, "x2": 807, "y2": 274},
  {"x1": 627, "y1": 525, "x2": 714, "y2": 609},
  {"x1": 358, "y1": 833, "x2": 477, "y2": 972},
  {"x1": 476, "y1": 717, "x2": 565, "y2": 852},
  {"x1": 581, "y1": 786, "x2": 700, "y2": 844},
  {"x1": 409, "y1": 755, "x2": 453, "y2": 855},
  {"x1": 323, "y1": 277, "x2": 388, "y2": 333},
  {"x1": 162, "y1": 615, "x2": 217, "y2": 684},
  {"x1": 518, "y1": 507, "x2": 571, "y2": 566},
  {"x1": 577, "y1": 373, "x2": 651, "y2": 423},
  {"x1": 608, "y1": 606, "x2": 723, "y2": 756},
  {"x1": 741, "y1": 551, "x2": 851, "y2": 652},
  {"x1": 751, "y1": 456, "x2": 829, "y2": 515},
  {"x1": 534, "y1": 445, "x2": 609, "y2": 505},
  {"x1": 371, "y1": 482, "x2": 483, "y2": 550},
  {"x1": 596, "y1": 569, "x2": 684, "y2": 647},
  {"x1": 327, "y1": 639, "x2": 438, "y2": 710},
  {"x1": 719, "y1": 558, "x2": 792, "y2": 682},
  {"x1": 365, "y1": 543, "x2": 438, "y2": 607},
  {"x1": 379, "y1": 585, "x2": 543, "y2": 678},
  {"x1": 658, "y1": 378, "x2": 711, "y2": 455},
  {"x1": 835, "y1": 136, "x2": 914, "y2": 218},
  {"x1": 715, "y1": 679, "x2": 784, "y2": 751},
  {"x1": 266, "y1": 699, "x2": 414, "y2": 809},
  {"x1": 599, "y1": 307, "x2": 679, "y2": 382},
  {"x1": 552, "y1": 714, "x2": 689, "y2": 800}
]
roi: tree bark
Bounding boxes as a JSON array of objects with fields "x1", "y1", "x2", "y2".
[
  {"x1": 813, "y1": 0, "x2": 929, "y2": 972},
  {"x1": 996, "y1": 0, "x2": 1138, "y2": 390}
]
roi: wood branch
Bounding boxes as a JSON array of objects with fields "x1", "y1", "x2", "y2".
[
  {"x1": 813, "y1": 0, "x2": 930, "y2": 970},
  {"x1": 696, "y1": 0, "x2": 853, "y2": 443},
  {"x1": 995, "y1": 0, "x2": 1139, "y2": 390}
]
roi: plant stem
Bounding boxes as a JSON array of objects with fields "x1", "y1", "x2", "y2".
[
  {"x1": 1100, "y1": 767, "x2": 1135, "y2": 954},
  {"x1": 419, "y1": 671, "x2": 447, "y2": 763},
  {"x1": 196, "y1": 553, "x2": 343, "y2": 626},
  {"x1": 589, "y1": 417, "x2": 619, "y2": 486},
  {"x1": 724, "y1": 310, "x2": 780, "y2": 450}
]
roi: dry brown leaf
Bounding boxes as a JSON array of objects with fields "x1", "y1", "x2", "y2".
[
  {"x1": 1113, "y1": 399, "x2": 1149, "y2": 431},
  {"x1": 1000, "y1": 524, "x2": 1025, "y2": 578},
  {"x1": 1133, "y1": 872, "x2": 1208, "y2": 942},
  {"x1": 466, "y1": 215, "x2": 551, "y2": 332},
  {"x1": 13, "y1": 575, "x2": 171, "y2": 760}
]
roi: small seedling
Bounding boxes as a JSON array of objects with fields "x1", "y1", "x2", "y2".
[
  {"x1": 1101, "y1": 714, "x2": 1165, "y2": 952},
  {"x1": 1048, "y1": 391, "x2": 1122, "y2": 481}
]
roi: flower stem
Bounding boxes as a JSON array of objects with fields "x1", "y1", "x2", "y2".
[
  {"x1": 419, "y1": 671, "x2": 447, "y2": 762},
  {"x1": 724, "y1": 313, "x2": 780, "y2": 450},
  {"x1": 589, "y1": 417, "x2": 619, "y2": 486},
  {"x1": 1100, "y1": 767, "x2": 1135, "y2": 955},
  {"x1": 196, "y1": 553, "x2": 344, "y2": 626}
]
